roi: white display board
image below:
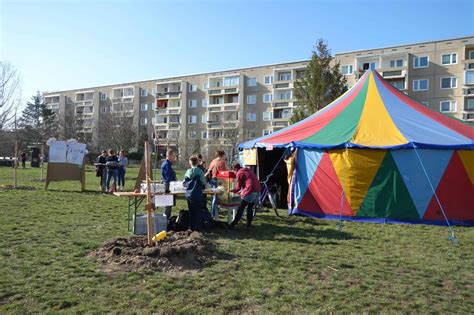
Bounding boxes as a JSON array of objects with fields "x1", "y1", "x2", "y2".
[
  {"x1": 46, "y1": 138, "x2": 88, "y2": 166},
  {"x1": 154, "y1": 195, "x2": 174, "y2": 207}
]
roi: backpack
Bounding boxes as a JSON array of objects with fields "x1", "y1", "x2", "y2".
[
  {"x1": 174, "y1": 210, "x2": 190, "y2": 231},
  {"x1": 202, "y1": 209, "x2": 213, "y2": 230}
]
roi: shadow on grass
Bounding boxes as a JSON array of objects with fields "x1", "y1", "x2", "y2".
[
  {"x1": 208, "y1": 215, "x2": 361, "y2": 245},
  {"x1": 45, "y1": 188, "x2": 102, "y2": 195}
]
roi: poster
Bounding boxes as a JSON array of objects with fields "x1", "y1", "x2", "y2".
[
  {"x1": 48, "y1": 140, "x2": 67, "y2": 163},
  {"x1": 66, "y1": 141, "x2": 87, "y2": 165},
  {"x1": 243, "y1": 148, "x2": 257, "y2": 165}
]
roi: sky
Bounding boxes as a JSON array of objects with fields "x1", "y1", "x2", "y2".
[{"x1": 1, "y1": 0, "x2": 473, "y2": 106}]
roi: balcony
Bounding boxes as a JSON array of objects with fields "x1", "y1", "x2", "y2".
[
  {"x1": 273, "y1": 82, "x2": 292, "y2": 89},
  {"x1": 382, "y1": 69, "x2": 407, "y2": 79},
  {"x1": 156, "y1": 91, "x2": 182, "y2": 99}
]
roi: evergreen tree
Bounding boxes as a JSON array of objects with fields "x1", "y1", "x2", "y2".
[
  {"x1": 20, "y1": 91, "x2": 58, "y2": 146},
  {"x1": 291, "y1": 39, "x2": 347, "y2": 124}
]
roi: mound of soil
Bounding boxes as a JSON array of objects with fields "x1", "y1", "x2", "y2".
[
  {"x1": 0, "y1": 185, "x2": 37, "y2": 191},
  {"x1": 89, "y1": 231, "x2": 218, "y2": 273}
]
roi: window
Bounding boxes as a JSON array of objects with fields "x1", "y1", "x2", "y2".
[
  {"x1": 413, "y1": 56, "x2": 429, "y2": 68},
  {"x1": 188, "y1": 115, "x2": 197, "y2": 124},
  {"x1": 202, "y1": 114, "x2": 208, "y2": 124},
  {"x1": 440, "y1": 100, "x2": 456, "y2": 113},
  {"x1": 441, "y1": 53, "x2": 457, "y2": 65},
  {"x1": 203, "y1": 82, "x2": 208, "y2": 91},
  {"x1": 141, "y1": 89, "x2": 148, "y2": 97},
  {"x1": 362, "y1": 62, "x2": 377, "y2": 70},
  {"x1": 263, "y1": 111, "x2": 272, "y2": 121},
  {"x1": 189, "y1": 99, "x2": 197, "y2": 108},
  {"x1": 140, "y1": 103, "x2": 148, "y2": 111},
  {"x1": 413, "y1": 79, "x2": 429, "y2": 91},
  {"x1": 467, "y1": 99, "x2": 474, "y2": 110},
  {"x1": 277, "y1": 91, "x2": 292, "y2": 100},
  {"x1": 420, "y1": 101, "x2": 429, "y2": 106},
  {"x1": 341, "y1": 65, "x2": 353, "y2": 75},
  {"x1": 390, "y1": 81, "x2": 405, "y2": 90},
  {"x1": 247, "y1": 77, "x2": 257, "y2": 87},
  {"x1": 140, "y1": 118, "x2": 148, "y2": 125},
  {"x1": 390, "y1": 59, "x2": 404, "y2": 68},
  {"x1": 100, "y1": 93, "x2": 107, "y2": 101},
  {"x1": 465, "y1": 70, "x2": 474, "y2": 85},
  {"x1": 263, "y1": 130, "x2": 272, "y2": 136},
  {"x1": 223, "y1": 76, "x2": 239, "y2": 86},
  {"x1": 247, "y1": 130, "x2": 256, "y2": 138},
  {"x1": 152, "y1": 87, "x2": 157, "y2": 95},
  {"x1": 278, "y1": 72, "x2": 291, "y2": 81},
  {"x1": 202, "y1": 98, "x2": 208, "y2": 107},
  {"x1": 264, "y1": 75, "x2": 273, "y2": 85},
  {"x1": 189, "y1": 84, "x2": 197, "y2": 92},
  {"x1": 440, "y1": 77, "x2": 457, "y2": 89},
  {"x1": 247, "y1": 95, "x2": 257, "y2": 105},
  {"x1": 263, "y1": 93, "x2": 273, "y2": 103},
  {"x1": 246, "y1": 112, "x2": 256, "y2": 121},
  {"x1": 188, "y1": 131, "x2": 197, "y2": 139},
  {"x1": 469, "y1": 51, "x2": 474, "y2": 60},
  {"x1": 201, "y1": 131, "x2": 208, "y2": 139},
  {"x1": 101, "y1": 107, "x2": 107, "y2": 113}
]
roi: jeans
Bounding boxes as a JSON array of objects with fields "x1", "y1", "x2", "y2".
[
  {"x1": 99, "y1": 168, "x2": 107, "y2": 192},
  {"x1": 118, "y1": 167, "x2": 126, "y2": 187},
  {"x1": 163, "y1": 181, "x2": 173, "y2": 218},
  {"x1": 209, "y1": 179, "x2": 219, "y2": 218},
  {"x1": 230, "y1": 192, "x2": 259, "y2": 228},
  {"x1": 187, "y1": 198, "x2": 203, "y2": 232},
  {"x1": 106, "y1": 168, "x2": 118, "y2": 191}
]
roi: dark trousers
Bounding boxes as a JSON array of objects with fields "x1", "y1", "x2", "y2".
[
  {"x1": 187, "y1": 198, "x2": 203, "y2": 232},
  {"x1": 164, "y1": 181, "x2": 172, "y2": 218},
  {"x1": 230, "y1": 199, "x2": 255, "y2": 228},
  {"x1": 118, "y1": 167, "x2": 126, "y2": 187}
]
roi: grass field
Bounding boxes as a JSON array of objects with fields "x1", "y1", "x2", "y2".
[{"x1": 0, "y1": 165, "x2": 473, "y2": 313}]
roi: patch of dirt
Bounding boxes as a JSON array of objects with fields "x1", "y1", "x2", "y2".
[
  {"x1": 89, "y1": 231, "x2": 218, "y2": 273},
  {"x1": 0, "y1": 185, "x2": 37, "y2": 191}
]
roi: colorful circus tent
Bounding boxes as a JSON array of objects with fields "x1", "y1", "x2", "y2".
[{"x1": 240, "y1": 69, "x2": 474, "y2": 226}]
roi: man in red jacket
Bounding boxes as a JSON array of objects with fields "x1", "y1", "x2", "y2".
[{"x1": 229, "y1": 163, "x2": 261, "y2": 229}]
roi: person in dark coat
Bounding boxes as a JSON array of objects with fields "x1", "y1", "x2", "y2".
[
  {"x1": 161, "y1": 149, "x2": 177, "y2": 218},
  {"x1": 96, "y1": 150, "x2": 107, "y2": 192},
  {"x1": 106, "y1": 149, "x2": 119, "y2": 193}
]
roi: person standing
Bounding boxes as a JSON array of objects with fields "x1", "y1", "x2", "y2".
[
  {"x1": 96, "y1": 150, "x2": 108, "y2": 192},
  {"x1": 106, "y1": 149, "x2": 119, "y2": 193},
  {"x1": 205, "y1": 150, "x2": 227, "y2": 218},
  {"x1": 161, "y1": 149, "x2": 177, "y2": 218},
  {"x1": 117, "y1": 150, "x2": 128, "y2": 191},
  {"x1": 21, "y1": 151, "x2": 27, "y2": 168},
  {"x1": 184, "y1": 155, "x2": 206, "y2": 232},
  {"x1": 229, "y1": 163, "x2": 261, "y2": 229}
]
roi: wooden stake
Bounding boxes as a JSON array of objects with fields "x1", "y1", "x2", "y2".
[
  {"x1": 13, "y1": 108, "x2": 18, "y2": 188},
  {"x1": 144, "y1": 142, "x2": 154, "y2": 246}
]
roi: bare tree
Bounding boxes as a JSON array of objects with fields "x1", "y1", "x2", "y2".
[
  {"x1": 98, "y1": 111, "x2": 137, "y2": 151},
  {"x1": 0, "y1": 62, "x2": 21, "y2": 130}
]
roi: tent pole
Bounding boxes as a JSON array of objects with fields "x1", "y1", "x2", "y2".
[{"x1": 413, "y1": 147, "x2": 457, "y2": 245}]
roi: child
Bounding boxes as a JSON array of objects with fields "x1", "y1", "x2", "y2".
[{"x1": 183, "y1": 155, "x2": 206, "y2": 232}]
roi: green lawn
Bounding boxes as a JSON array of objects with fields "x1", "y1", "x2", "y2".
[{"x1": 0, "y1": 166, "x2": 473, "y2": 313}]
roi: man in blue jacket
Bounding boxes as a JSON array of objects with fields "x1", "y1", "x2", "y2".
[{"x1": 161, "y1": 149, "x2": 177, "y2": 218}]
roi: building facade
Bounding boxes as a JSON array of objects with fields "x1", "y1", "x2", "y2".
[{"x1": 43, "y1": 36, "x2": 474, "y2": 158}]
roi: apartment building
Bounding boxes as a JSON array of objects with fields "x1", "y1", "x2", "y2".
[
  {"x1": 336, "y1": 36, "x2": 474, "y2": 121},
  {"x1": 43, "y1": 61, "x2": 308, "y2": 159},
  {"x1": 43, "y1": 36, "x2": 474, "y2": 158}
]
